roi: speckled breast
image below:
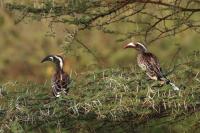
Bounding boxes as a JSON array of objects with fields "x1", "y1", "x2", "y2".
[{"x1": 137, "y1": 54, "x2": 147, "y2": 71}]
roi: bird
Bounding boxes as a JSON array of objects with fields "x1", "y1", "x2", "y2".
[
  {"x1": 41, "y1": 55, "x2": 71, "y2": 97},
  {"x1": 124, "y1": 42, "x2": 179, "y2": 91}
]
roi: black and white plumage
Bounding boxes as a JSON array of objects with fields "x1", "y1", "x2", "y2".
[
  {"x1": 41, "y1": 55, "x2": 71, "y2": 97},
  {"x1": 124, "y1": 42, "x2": 179, "y2": 91}
]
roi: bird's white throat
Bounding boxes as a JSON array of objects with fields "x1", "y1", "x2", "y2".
[{"x1": 54, "y1": 55, "x2": 63, "y2": 69}]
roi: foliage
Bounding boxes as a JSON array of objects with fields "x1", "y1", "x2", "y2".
[
  {"x1": 5, "y1": 0, "x2": 200, "y2": 44},
  {"x1": 0, "y1": 52, "x2": 199, "y2": 132}
]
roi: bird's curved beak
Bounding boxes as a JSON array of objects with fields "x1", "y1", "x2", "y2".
[
  {"x1": 124, "y1": 42, "x2": 136, "y2": 49},
  {"x1": 41, "y1": 56, "x2": 53, "y2": 63}
]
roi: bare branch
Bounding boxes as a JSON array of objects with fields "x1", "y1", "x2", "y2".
[{"x1": 5, "y1": 0, "x2": 200, "y2": 44}]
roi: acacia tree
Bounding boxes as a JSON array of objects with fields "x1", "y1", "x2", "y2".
[
  {"x1": 1, "y1": 1, "x2": 200, "y2": 132},
  {"x1": 4, "y1": 0, "x2": 200, "y2": 52}
]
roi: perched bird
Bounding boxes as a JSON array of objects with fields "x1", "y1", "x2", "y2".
[
  {"x1": 124, "y1": 42, "x2": 179, "y2": 91},
  {"x1": 41, "y1": 55, "x2": 71, "y2": 97}
]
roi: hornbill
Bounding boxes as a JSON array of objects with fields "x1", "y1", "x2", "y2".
[
  {"x1": 124, "y1": 42, "x2": 179, "y2": 91},
  {"x1": 41, "y1": 55, "x2": 71, "y2": 97}
]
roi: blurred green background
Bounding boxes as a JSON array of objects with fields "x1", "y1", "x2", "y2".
[{"x1": 0, "y1": 1, "x2": 199, "y2": 83}]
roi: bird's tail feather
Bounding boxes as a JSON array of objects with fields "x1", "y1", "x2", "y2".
[
  {"x1": 160, "y1": 77, "x2": 179, "y2": 91},
  {"x1": 169, "y1": 82, "x2": 180, "y2": 91},
  {"x1": 160, "y1": 77, "x2": 170, "y2": 84}
]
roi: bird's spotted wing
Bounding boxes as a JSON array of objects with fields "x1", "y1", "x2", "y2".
[
  {"x1": 140, "y1": 52, "x2": 164, "y2": 80},
  {"x1": 51, "y1": 72, "x2": 70, "y2": 97},
  {"x1": 61, "y1": 73, "x2": 71, "y2": 93}
]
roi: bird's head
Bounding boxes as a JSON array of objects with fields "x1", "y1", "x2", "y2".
[
  {"x1": 124, "y1": 42, "x2": 147, "y2": 53},
  {"x1": 41, "y1": 55, "x2": 64, "y2": 70}
]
